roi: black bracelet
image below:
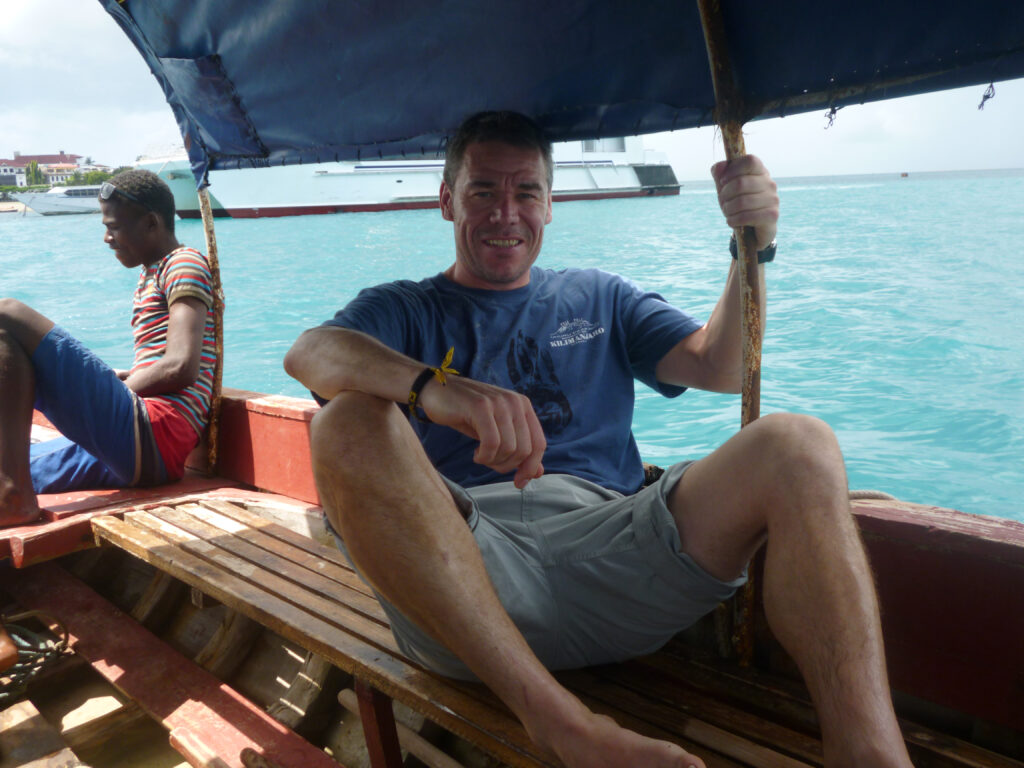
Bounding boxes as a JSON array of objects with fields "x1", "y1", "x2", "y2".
[
  {"x1": 407, "y1": 367, "x2": 436, "y2": 423},
  {"x1": 730, "y1": 233, "x2": 777, "y2": 263}
]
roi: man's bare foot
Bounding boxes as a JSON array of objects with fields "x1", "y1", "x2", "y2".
[
  {"x1": 0, "y1": 474, "x2": 40, "y2": 527},
  {"x1": 526, "y1": 695, "x2": 704, "y2": 768}
]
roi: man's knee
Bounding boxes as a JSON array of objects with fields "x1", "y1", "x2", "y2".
[
  {"x1": 0, "y1": 299, "x2": 52, "y2": 354},
  {"x1": 748, "y1": 412, "x2": 847, "y2": 499},
  {"x1": 0, "y1": 298, "x2": 30, "y2": 327},
  {"x1": 754, "y1": 412, "x2": 839, "y2": 453},
  {"x1": 309, "y1": 392, "x2": 409, "y2": 479},
  {"x1": 0, "y1": 298, "x2": 23, "y2": 333}
]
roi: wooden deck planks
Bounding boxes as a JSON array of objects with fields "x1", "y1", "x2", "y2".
[
  {"x1": 4, "y1": 563, "x2": 338, "y2": 768},
  {"x1": 91, "y1": 508, "x2": 554, "y2": 768},
  {"x1": 156, "y1": 503, "x2": 386, "y2": 622},
  {"x1": 85, "y1": 500, "x2": 1024, "y2": 768},
  {"x1": 560, "y1": 663, "x2": 823, "y2": 766},
  {"x1": 87, "y1": 501, "x2": 833, "y2": 768},
  {"x1": 635, "y1": 649, "x2": 1024, "y2": 768}
]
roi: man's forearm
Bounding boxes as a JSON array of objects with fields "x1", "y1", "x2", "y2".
[
  {"x1": 124, "y1": 356, "x2": 199, "y2": 396},
  {"x1": 284, "y1": 326, "x2": 423, "y2": 403},
  {"x1": 701, "y1": 259, "x2": 766, "y2": 388}
]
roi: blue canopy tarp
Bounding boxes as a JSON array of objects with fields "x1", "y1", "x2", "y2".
[{"x1": 98, "y1": 0, "x2": 1024, "y2": 187}]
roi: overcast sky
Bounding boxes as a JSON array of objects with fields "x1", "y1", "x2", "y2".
[{"x1": 3, "y1": 1, "x2": 1023, "y2": 181}]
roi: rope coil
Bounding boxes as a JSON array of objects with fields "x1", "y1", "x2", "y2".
[{"x1": 0, "y1": 611, "x2": 69, "y2": 704}]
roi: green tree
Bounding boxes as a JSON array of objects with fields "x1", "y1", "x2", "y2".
[
  {"x1": 83, "y1": 170, "x2": 113, "y2": 185},
  {"x1": 26, "y1": 161, "x2": 45, "y2": 185}
]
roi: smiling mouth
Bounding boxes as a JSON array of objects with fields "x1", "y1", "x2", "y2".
[{"x1": 484, "y1": 238, "x2": 522, "y2": 248}]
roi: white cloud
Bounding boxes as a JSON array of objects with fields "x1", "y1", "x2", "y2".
[
  {"x1": 647, "y1": 79, "x2": 1024, "y2": 180},
  {"x1": 0, "y1": 0, "x2": 178, "y2": 166}
]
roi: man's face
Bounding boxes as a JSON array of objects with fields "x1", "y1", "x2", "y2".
[
  {"x1": 440, "y1": 141, "x2": 553, "y2": 290},
  {"x1": 100, "y1": 199, "x2": 155, "y2": 269}
]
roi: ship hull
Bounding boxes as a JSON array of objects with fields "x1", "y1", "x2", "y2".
[
  {"x1": 139, "y1": 144, "x2": 682, "y2": 220},
  {"x1": 12, "y1": 186, "x2": 103, "y2": 216}
]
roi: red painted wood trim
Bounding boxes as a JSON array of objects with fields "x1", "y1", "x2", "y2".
[
  {"x1": 853, "y1": 499, "x2": 1024, "y2": 559},
  {"x1": 9, "y1": 511, "x2": 115, "y2": 569},
  {"x1": 552, "y1": 187, "x2": 680, "y2": 202},
  {"x1": 39, "y1": 472, "x2": 237, "y2": 521},
  {"x1": 211, "y1": 388, "x2": 321, "y2": 504},
  {"x1": 849, "y1": 500, "x2": 1024, "y2": 731},
  {"x1": 2, "y1": 470, "x2": 239, "y2": 568},
  {"x1": 354, "y1": 679, "x2": 404, "y2": 768},
  {"x1": 5, "y1": 563, "x2": 339, "y2": 768}
]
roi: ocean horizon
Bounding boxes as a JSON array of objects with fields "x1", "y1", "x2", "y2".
[{"x1": 3, "y1": 168, "x2": 1022, "y2": 521}]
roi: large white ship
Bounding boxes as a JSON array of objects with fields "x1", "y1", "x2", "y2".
[
  {"x1": 12, "y1": 185, "x2": 103, "y2": 215},
  {"x1": 138, "y1": 137, "x2": 680, "y2": 219}
]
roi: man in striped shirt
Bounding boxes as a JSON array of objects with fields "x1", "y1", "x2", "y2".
[{"x1": 0, "y1": 170, "x2": 216, "y2": 527}]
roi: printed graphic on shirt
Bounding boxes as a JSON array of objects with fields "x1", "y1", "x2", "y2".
[
  {"x1": 506, "y1": 331, "x2": 573, "y2": 434},
  {"x1": 548, "y1": 318, "x2": 606, "y2": 348}
]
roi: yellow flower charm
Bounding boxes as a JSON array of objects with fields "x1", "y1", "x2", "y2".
[{"x1": 432, "y1": 346, "x2": 460, "y2": 385}]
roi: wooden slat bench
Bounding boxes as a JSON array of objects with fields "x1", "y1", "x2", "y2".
[
  {"x1": 76, "y1": 499, "x2": 1022, "y2": 768},
  {"x1": 2, "y1": 388, "x2": 319, "y2": 571},
  {"x1": 0, "y1": 478, "x2": 242, "y2": 569}
]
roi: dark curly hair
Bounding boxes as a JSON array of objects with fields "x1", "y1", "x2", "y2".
[
  {"x1": 104, "y1": 169, "x2": 176, "y2": 232},
  {"x1": 443, "y1": 111, "x2": 553, "y2": 192}
]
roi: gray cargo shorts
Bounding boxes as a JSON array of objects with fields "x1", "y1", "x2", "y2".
[{"x1": 327, "y1": 461, "x2": 746, "y2": 681}]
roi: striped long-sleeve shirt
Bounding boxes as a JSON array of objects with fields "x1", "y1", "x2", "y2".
[{"x1": 131, "y1": 246, "x2": 216, "y2": 436}]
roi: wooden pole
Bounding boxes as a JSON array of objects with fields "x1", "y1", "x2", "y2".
[
  {"x1": 697, "y1": 0, "x2": 763, "y2": 666},
  {"x1": 197, "y1": 186, "x2": 224, "y2": 475},
  {"x1": 697, "y1": 0, "x2": 762, "y2": 426}
]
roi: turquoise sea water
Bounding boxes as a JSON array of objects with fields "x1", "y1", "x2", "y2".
[{"x1": 3, "y1": 169, "x2": 1022, "y2": 521}]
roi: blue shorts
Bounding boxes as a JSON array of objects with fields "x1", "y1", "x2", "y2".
[
  {"x1": 30, "y1": 326, "x2": 166, "y2": 493},
  {"x1": 328, "y1": 462, "x2": 746, "y2": 681}
]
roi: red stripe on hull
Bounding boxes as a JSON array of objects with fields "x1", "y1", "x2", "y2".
[
  {"x1": 175, "y1": 186, "x2": 680, "y2": 219},
  {"x1": 552, "y1": 187, "x2": 680, "y2": 202}
]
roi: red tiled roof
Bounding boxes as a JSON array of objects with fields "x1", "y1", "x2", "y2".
[{"x1": 0, "y1": 153, "x2": 82, "y2": 167}]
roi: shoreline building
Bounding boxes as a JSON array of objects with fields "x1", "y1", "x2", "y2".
[{"x1": 0, "y1": 151, "x2": 109, "y2": 188}]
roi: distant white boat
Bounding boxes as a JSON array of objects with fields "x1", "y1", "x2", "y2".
[
  {"x1": 137, "y1": 138, "x2": 680, "y2": 219},
  {"x1": 13, "y1": 186, "x2": 102, "y2": 216}
]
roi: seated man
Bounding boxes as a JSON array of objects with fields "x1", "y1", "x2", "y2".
[
  {"x1": 285, "y1": 112, "x2": 913, "y2": 768},
  {"x1": 0, "y1": 169, "x2": 216, "y2": 527}
]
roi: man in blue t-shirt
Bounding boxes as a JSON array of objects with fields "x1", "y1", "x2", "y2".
[{"x1": 285, "y1": 112, "x2": 913, "y2": 768}]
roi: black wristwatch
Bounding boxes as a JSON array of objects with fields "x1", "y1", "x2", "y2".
[{"x1": 730, "y1": 233, "x2": 777, "y2": 264}]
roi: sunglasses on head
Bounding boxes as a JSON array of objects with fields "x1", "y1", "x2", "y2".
[{"x1": 99, "y1": 181, "x2": 148, "y2": 210}]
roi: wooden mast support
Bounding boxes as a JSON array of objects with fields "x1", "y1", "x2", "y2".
[
  {"x1": 697, "y1": 0, "x2": 763, "y2": 666},
  {"x1": 697, "y1": 0, "x2": 763, "y2": 426},
  {"x1": 197, "y1": 186, "x2": 225, "y2": 475}
]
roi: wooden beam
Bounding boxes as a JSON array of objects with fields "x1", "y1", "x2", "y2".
[
  {"x1": 7, "y1": 563, "x2": 338, "y2": 768},
  {"x1": 354, "y1": 679, "x2": 405, "y2": 768},
  {"x1": 338, "y1": 688, "x2": 465, "y2": 768}
]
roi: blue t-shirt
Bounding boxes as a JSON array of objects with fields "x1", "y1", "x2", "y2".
[{"x1": 323, "y1": 266, "x2": 701, "y2": 494}]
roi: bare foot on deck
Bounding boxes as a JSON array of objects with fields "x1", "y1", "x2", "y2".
[
  {"x1": 0, "y1": 473, "x2": 40, "y2": 527},
  {"x1": 527, "y1": 697, "x2": 705, "y2": 768}
]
